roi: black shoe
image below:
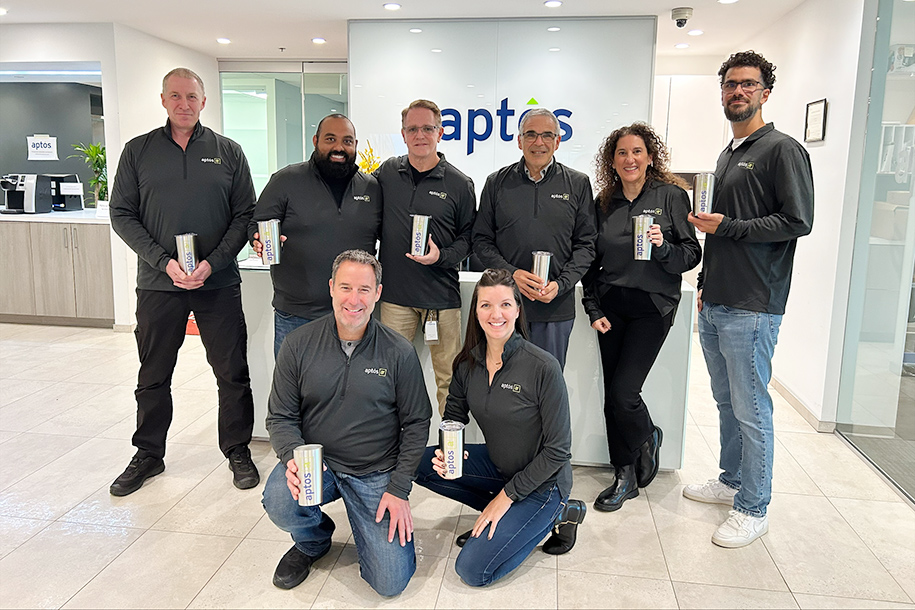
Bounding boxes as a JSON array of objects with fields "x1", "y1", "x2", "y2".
[
  {"x1": 455, "y1": 529, "x2": 472, "y2": 547},
  {"x1": 593, "y1": 464, "x2": 639, "y2": 512},
  {"x1": 542, "y1": 499, "x2": 587, "y2": 555},
  {"x1": 228, "y1": 446, "x2": 260, "y2": 490},
  {"x1": 109, "y1": 455, "x2": 165, "y2": 497},
  {"x1": 272, "y1": 545, "x2": 329, "y2": 590},
  {"x1": 636, "y1": 426, "x2": 663, "y2": 488}
]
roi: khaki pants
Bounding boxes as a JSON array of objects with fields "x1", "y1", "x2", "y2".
[{"x1": 380, "y1": 302, "x2": 462, "y2": 416}]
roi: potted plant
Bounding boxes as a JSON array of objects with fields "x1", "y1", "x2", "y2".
[{"x1": 69, "y1": 142, "x2": 108, "y2": 206}]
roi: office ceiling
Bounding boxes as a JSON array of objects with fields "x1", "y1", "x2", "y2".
[{"x1": 1, "y1": 0, "x2": 808, "y2": 61}]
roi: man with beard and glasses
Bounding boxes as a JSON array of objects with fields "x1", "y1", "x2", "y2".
[
  {"x1": 685, "y1": 51, "x2": 813, "y2": 548},
  {"x1": 249, "y1": 114, "x2": 382, "y2": 355}
]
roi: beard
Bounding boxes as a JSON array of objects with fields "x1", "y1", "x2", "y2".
[
  {"x1": 724, "y1": 96, "x2": 760, "y2": 123},
  {"x1": 314, "y1": 149, "x2": 357, "y2": 180}
]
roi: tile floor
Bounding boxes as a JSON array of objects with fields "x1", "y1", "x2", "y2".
[{"x1": 0, "y1": 322, "x2": 913, "y2": 609}]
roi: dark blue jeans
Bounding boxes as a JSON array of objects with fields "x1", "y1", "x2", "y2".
[
  {"x1": 262, "y1": 462, "x2": 416, "y2": 596},
  {"x1": 414, "y1": 445, "x2": 564, "y2": 587},
  {"x1": 273, "y1": 309, "x2": 311, "y2": 357},
  {"x1": 528, "y1": 319, "x2": 574, "y2": 370}
]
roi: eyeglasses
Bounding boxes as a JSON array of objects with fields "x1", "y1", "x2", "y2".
[
  {"x1": 522, "y1": 131, "x2": 557, "y2": 143},
  {"x1": 404, "y1": 125, "x2": 439, "y2": 136},
  {"x1": 721, "y1": 80, "x2": 764, "y2": 93}
]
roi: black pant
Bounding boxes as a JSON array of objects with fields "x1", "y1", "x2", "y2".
[
  {"x1": 596, "y1": 286, "x2": 674, "y2": 466},
  {"x1": 133, "y1": 286, "x2": 255, "y2": 459}
]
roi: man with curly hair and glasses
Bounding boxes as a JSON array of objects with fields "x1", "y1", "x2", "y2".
[{"x1": 685, "y1": 51, "x2": 814, "y2": 548}]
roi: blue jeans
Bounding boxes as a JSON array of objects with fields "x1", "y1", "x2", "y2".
[
  {"x1": 273, "y1": 309, "x2": 311, "y2": 357},
  {"x1": 528, "y1": 319, "x2": 574, "y2": 370},
  {"x1": 698, "y1": 302, "x2": 782, "y2": 517},
  {"x1": 262, "y1": 462, "x2": 416, "y2": 596},
  {"x1": 414, "y1": 445, "x2": 564, "y2": 587}
]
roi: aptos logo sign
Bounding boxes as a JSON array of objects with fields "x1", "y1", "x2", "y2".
[{"x1": 441, "y1": 97, "x2": 573, "y2": 155}]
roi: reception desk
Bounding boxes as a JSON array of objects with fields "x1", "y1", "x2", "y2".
[{"x1": 241, "y1": 266, "x2": 695, "y2": 470}]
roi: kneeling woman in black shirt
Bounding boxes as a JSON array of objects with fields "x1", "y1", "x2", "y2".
[
  {"x1": 415, "y1": 269, "x2": 586, "y2": 586},
  {"x1": 583, "y1": 122, "x2": 701, "y2": 512}
]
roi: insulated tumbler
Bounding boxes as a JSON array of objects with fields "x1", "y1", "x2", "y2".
[
  {"x1": 293, "y1": 444, "x2": 323, "y2": 507},
  {"x1": 258, "y1": 219, "x2": 282, "y2": 265},
  {"x1": 439, "y1": 420, "x2": 465, "y2": 480},
  {"x1": 692, "y1": 172, "x2": 716, "y2": 216},
  {"x1": 633, "y1": 215, "x2": 653, "y2": 261},
  {"x1": 175, "y1": 233, "x2": 198, "y2": 274},
  {"x1": 410, "y1": 215, "x2": 431, "y2": 256},
  {"x1": 531, "y1": 251, "x2": 552, "y2": 287}
]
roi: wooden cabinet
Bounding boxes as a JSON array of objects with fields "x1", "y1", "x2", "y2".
[
  {"x1": 0, "y1": 222, "x2": 36, "y2": 315},
  {"x1": 2, "y1": 219, "x2": 114, "y2": 322}
]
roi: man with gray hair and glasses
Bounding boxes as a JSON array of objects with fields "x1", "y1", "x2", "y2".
[{"x1": 473, "y1": 108, "x2": 596, "y2": 369}]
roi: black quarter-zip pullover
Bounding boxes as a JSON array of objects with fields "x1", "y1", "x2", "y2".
[
  {"x1": 375, "y1": 153, "x2": 476, "y2": 310},
  {"x1": 110, "y1": 121, "x2": 255, "y2": 291},
  {"x1": 473, "y1": 158, "x2": 597, "y2": 322},
  {"x1": 443, "y1": 332, "x2": 572, "y2": 501},
  {"x1": 266, "y1": 316, "x2": 432, "y2": 500},
  {"x1": 698, "y1": 123, "x2": 814, "y2": 314},
  {"x1": 248, "y1": 157, "x2": 382, "y2": 319}
]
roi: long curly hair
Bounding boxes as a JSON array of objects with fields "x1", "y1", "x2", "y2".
[{"x1": 594, "y1": 122, "x2": 687, "y2": 211}]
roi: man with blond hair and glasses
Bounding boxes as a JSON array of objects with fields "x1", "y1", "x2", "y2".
[{"x1": 375, "y1": 99, "x2": 476, "y2": 415}]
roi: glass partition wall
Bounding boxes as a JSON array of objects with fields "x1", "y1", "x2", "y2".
[{"x1": 838, "y1": 0, "x2": 915, "y2": 502}]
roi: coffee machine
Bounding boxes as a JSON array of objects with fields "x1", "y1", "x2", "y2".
[{"x1": 0, "y1": 173, "x2": 84, "y2": 213}]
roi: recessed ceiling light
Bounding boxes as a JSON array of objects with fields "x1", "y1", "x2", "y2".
[
  {"x1": 675, "y1": 43, "x2": 690, "y2": 49},
  {"x1": 467, "y1": 84, "x2": 475, "y2": 88},
  {"x1": 547, "y1": 27, "x2": 560, "y2": 32},
  {"x1": 330, "y1": 108, "x2": 337, "y2": 112},
  {"x1": 718, "y1": 0, "x2": 739, "y2": 4},
  {"x1": 217, "y1": 38, "x2": 231, "y2": 44},
  {"x1": 549, "y1": 47, "x2": 561, "y2": 52},
  {"x1": 383, "y1": 2, "x2": 401, "y2": 10},
  {"x1": 354, "y1": 84, "x2": 363, "y2": 88},
  {"x1": 409, "y1": 28, "x2": 422, "y2": 33},
  {"x1": 312, "y1": 37, "x2": 326, "y2": 44},
  {"x1": 0, "y1": 8, "x2": 8, "y2": 16},
  {"x1": 431, "y1": 48, "x2": 442, "y2": 53},
  {"x1": 688, "y1": 29, "x2": 703, "y2": 36},
  {"x1": 544, "y1": 0, "x2": 562, "y2": 7}
]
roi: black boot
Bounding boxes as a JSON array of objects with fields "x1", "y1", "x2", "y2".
[
  {"x1": 593, "y1": 464, "x2": 638, "y2": 512},
  {"x1": 455, "y1": 529, "x2": 472, "y2": 547},
  {"x1": 636, "y1": 426, "x2": 663, "y2": 488},
  {"x1": 542, "y1": 499, "x2": 587, "y2": 555}
]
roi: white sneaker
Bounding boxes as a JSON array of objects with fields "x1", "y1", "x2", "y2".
[
  {"x1": 711, "y1": 510, "x2": 769, "y2": 548},
  {"x1": 683, "y1": 479, "x2": 738, "y2": 505}
]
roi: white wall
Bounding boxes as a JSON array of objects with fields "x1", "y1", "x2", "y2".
[
  {"x1": 732, "y1": 0, "x2": 871, "y2": 422},
  {"x1": 1, "y1": 23, "x2": 219, "y2": 328}
]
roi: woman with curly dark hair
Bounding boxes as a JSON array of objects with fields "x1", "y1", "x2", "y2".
[{"x1": 583, "y1": 122, "x2": 701, "y2": 512}]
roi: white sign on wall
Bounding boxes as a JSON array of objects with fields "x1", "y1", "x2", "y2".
[
  {"x1": 349, "y1": 17, "x2": 656, "y2": 192},
  {"x1": 26, "y1": 134, "x2": 59, "y2": 161}
]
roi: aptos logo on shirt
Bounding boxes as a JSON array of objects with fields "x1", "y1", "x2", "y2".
[
  {"x1": 551, "y1": 193, "x2": 571, "y2": 201},
  {"x1": 428, "y1": 190, "x2": 448, "y2": 200},
  {"x1": 353, "y1": 195, "x2": 372, "y2": 202},
  {"x1": 364, "y1": 367, "x2": 387, "y2": 377},
  {"x1": 500, "y1": 383, "x2": 522, "y2": 393},
  {"x1": 200, "y1": 157, "x2": 222, "y2": 164},
  {"x1": 642, "y1": 208, "x2": 663, "y2": 216},
  {"x1": 737, "y1": 161, "x2": 755, "y2": 170}
]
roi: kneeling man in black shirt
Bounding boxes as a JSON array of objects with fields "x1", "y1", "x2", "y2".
[{"x1": 262, "y1": 249, "x2": 432, "y2": 596}]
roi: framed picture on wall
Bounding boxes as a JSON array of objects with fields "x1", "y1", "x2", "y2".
[{"x1": 805, "y1": 99, "x2": 827, "y2": 143}]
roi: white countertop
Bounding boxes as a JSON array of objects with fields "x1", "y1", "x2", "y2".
[{"x1": 0, "y1": 208, "x2": 110, "y2": 225}]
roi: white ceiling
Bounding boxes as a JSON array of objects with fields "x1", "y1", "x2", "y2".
[{"x1": 1, "y1": 0, "x2": 809, "y2": 62}]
